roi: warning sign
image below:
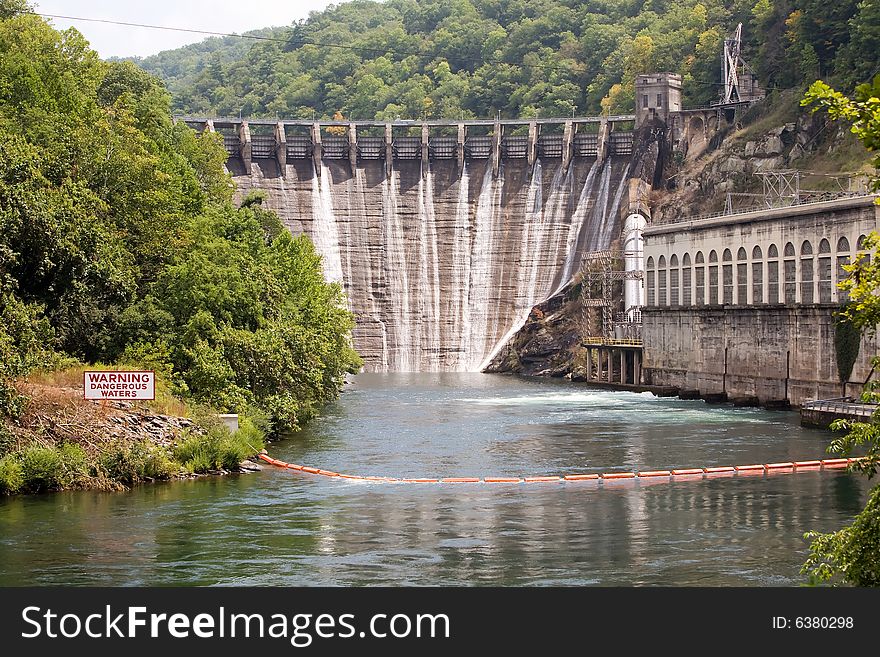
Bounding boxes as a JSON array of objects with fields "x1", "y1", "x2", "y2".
[{"x1": 83, "y1": 371, "x2": 155, "y2": 400}]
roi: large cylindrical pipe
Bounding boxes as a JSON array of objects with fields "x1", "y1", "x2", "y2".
[{"x1": 622, "y1": 213, "x2": 647, "y2": 319}]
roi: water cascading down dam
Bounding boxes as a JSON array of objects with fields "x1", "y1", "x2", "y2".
[{"x1": 181, "y1": 115, "x2": 660, "y2": 372}]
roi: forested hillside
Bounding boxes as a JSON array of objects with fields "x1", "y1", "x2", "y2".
[
  {"x1": 134, "y1": 0, "x2": 880, "y2": 121},
  {"x1": 0, "y1": 0, "x2": 362, "y2": 494}
]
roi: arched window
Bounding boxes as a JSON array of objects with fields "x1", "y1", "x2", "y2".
[
  {"x1": 736, "y1": 247, "x2": 748, "y2": 304},
  {"x1": 669, "y1": 254, "x2": 680, "y2": 306},
  {"x1": 784, "y1": 242, "x2": 796, "y2": 304},
  {"x1": 695, "y1": 251, "x2": 705, "y2": 306},
  {"x1": 752, "y1": 245, "x2": 763, "y2": 304},
  {"x1": 646, "y1": 256, "x2": 655, "y2": 306},
  {"x1": 858, "y1": 234, "x2": 868, "y2": 251},
  {"x1": 722, "y1": 249, "x2": 733, "y2": 304},
  {"x1": 708, "y1": 250, "x2": 719, "y2": 304},
  {"x1": 767, "y1": 243, "x2": 779, "y2": 304},
  {"x1": 818, "y1": 239, "x2": 832, "y2": 303},
  {"x1": 682, "y1": 253, "x2": 692, "y2": 306},
  {"x1": 836, "y1": 237, "x2": 851, "y2": 303},
  {"x1": 658, "y1": 255, "x2": 667, "y2": 306},
  {"x1": 800, "y1": 240, "x2": 814, "y2": 304}
]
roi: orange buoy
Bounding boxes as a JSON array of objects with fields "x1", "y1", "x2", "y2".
[
  {"x1": 602, "y1": 472, "x2": 636, "y2": 480},
  {"x1": 563, "y1": 474, "x2": 600, "y2": 481},
  {"x1": 524, "y1": 476, "x2": 561, "y2": 483},
  {"x1": 401, "y1": 478, "x2": 439, "y2": 483},
  {"x1": 671, "y1": 468, "x2": 703, "y2": 476},
  {"x1": 638, "y1": 470, "x2": 671, "y2": 478},
  {"x1": 440, "y1": 477, "x2": 480, "y2": 483},
  {"x1": 734, "y1": 464, "x2": 765, "y2": 472},
  {"x1": 316, "y1": 470, "x2": 340, "y2": 477},
  {"x1": 484, "y1": 477, "x2": 522, "y2": 483},
  {"x1": 821, "y1": 459, "x2": 849, "y2": 468},
  {"x1": 765, "y1": 462, "x2": 794, "y2": 470},
  {"x1": 286, "y1": 464, "x2": 304, "y2": 471},
  {"x1": 704, "y1": 466, "x2": 735, "y2": 474}
]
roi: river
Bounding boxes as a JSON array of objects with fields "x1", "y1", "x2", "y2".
[{"x1": 0, "y1": 373, "x2": 867, "y2": 586}]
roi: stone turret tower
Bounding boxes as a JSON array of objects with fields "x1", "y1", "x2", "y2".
[{"x1": 635, "y1": 73, "x2": 682, "y2": 128}]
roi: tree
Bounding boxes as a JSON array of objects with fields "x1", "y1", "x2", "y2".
[{"x1": 799, "y1": 77, "x2": 880, "y2": 585}]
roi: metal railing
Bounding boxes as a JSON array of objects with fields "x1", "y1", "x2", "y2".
[
  {"x1": 801, "y1": 398, "x2": 877, "y2": 419},
  {"x1": 582, "y1": 337, "x2": 643, "y2": 347}
]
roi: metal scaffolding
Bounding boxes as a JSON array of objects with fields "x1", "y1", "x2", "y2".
[{"x1": 579, "y1": 250, "x2": 643, "y2": 342}]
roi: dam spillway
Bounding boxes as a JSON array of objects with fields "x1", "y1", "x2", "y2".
[{"x1": 185, "y1": 117, "x2": 648, "y2": 372}]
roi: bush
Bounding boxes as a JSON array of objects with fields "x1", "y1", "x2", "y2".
[
  {"x1": 57, "y1": 443, "x2": 90, "y2": 487},
  {"x1": 19, "y1": 445, "x2": 62, "y2": 492},
  {"x1": 0, "y1": 454, "x2": 23, "y2": 493},
  {"x1": 18, "y1": 443, "x2": 91, "y2": 492},
  {"x1": 100, "y1": 441, "x2": 175, "y2": 485},
  {"x1": 173, "y1": 419, "x2": 264, "y2": 473}
]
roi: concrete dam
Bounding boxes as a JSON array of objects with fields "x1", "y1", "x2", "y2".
[{"x1": 181, "y1": 116, "x2": 659, "y2": 372}]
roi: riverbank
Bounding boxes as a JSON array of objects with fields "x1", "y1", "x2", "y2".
[{"x1": 0, "y1": 376, "x2": 264, "y2": 496}]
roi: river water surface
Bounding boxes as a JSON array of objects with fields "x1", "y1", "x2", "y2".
[{"x1": 0, "y1": 374, "x2": 868, "y2": 586}]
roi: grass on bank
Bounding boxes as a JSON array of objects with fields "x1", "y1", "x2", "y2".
[
  {"x1": 0, "y1": 365, "x2": 266, "y2": 495},
  {"x1": 0, "y1": 420, "x2": 265, "y2": 495}
]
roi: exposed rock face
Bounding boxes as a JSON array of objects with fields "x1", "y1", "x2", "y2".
[
  {"x1": 652, "y1": 108, "x2": 852, "y2": 225},
  {"x1": 230, "y1": 156, "x2": 634, "y2": 372},
  {"x1": 483, "y1": 282, "x2": 584, "y2": 377}
]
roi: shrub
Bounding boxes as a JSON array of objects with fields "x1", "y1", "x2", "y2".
[
  {"x1": 19, "y1": 445, "x2": 62, "y2": 492},
  {"x1": 0, "y1": 454, "x2": 23, "y2": 494},
  {"x1": 173, "y1": 418, "x2": 264, "y2": 473},
  {"x1": 57, "y1": 443, "x2": 90, "y2": 487},
  {"x1": 100, "y1": 441, "x2": 175, "y2": 484}
]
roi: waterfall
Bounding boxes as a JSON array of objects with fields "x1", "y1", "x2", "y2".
[
  {"x1": 518, "y1": 160, "x2": 545, "y2": 314},
  {"x1": 418, "y1": 167, "x2": 441, "y2": 371},
  {"x1": 556, "y1": 159, "x2": 601, "y2": 289},
  {"x1": 383, "y1": 170, "x2": 414, "y2": 372},
  {"x1": 311, "y1": 164, "x2": 344, "y2": 284},
  {"x1": 234, "y1": 152, "x2": 639, "y2": 373},
  {"x1": 449, "y1": 168, "x2": 472, "y2": 371},
  {"x1": 465, "y1": 162, "x2": 503, "y2": 370}
]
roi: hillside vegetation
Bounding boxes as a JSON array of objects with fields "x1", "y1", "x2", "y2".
[
  {"x1": 0, "y1": 1, "x2": 361, "y2": 492},
  {"x1": 133, "y1": 0, "x2": 880, "y2": 121}
]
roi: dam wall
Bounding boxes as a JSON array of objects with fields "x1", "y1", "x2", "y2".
[{"x1": 228, "y1": 154, "x2": 636, "y2": 372}]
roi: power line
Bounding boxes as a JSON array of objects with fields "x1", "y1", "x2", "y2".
[{"x1": 32, "y1": 11, "x2": 724, "y2": 82}]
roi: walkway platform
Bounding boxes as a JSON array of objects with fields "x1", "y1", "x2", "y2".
[{"x1": 800, "y1": 397, "x2": 878, "y2": 428}]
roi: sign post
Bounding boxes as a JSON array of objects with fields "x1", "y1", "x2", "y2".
[{"x1": 83, "y1": 371, "x2": 156, "y2": 401}]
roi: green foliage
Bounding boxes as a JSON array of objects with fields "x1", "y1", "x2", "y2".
[
  {"x1": 803, "y1": 76, "x2": 880, "y2": 193},
  {"x1": 0, "y1": 453, "x2": 23, "y2": 493},
  {"x1": 173, "y1": 421, "x2": 265, "y2": 473},
  {"x1": 134, "y1": 1, "x2": 879, "y2": 119},
  {"x1": 800, "y1": 77, "x2": 880, "y2": 585},
  {"x1": 803, "y1": 481, "x2": 880, "y2": 586},
  {"x1": 0, "y1": 11, "x2": 360, "y2": 446},
  {"x1": 0, "y1": 294, "x2": 56, "y2": 418},
  {"x1": 130, "y1": 205, "x2": 362, "y2": 433},
  {"x1": 834, "y1": 310, "x2": 861, "y2": 383},
  {"x1": 18, "y1": 443, "x2": 89, "y2": 492},
  {"x1": 99, "y1": 441, "x2": 176, "y2": 485}
]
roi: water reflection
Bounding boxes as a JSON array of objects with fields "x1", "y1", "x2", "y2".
[{"x1": 0, "y1": 374, "x2": 868, "y2": 586}]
